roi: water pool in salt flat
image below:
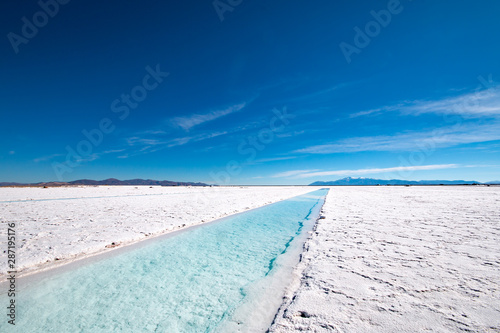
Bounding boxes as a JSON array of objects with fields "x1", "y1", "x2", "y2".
[{"x1": 1, "y1": 189, "x2": 327, "y2": 332}]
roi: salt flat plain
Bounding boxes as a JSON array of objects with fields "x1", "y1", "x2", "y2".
[
  {"x1": 270, "y1": 186, "x2": 500, "y2": 332},
  {"x1": 2, "y1": 185, "x2": 499, "y2": 332},
  {"x1": 0, "y1": 186, "x2": 312, "y2": 276}
]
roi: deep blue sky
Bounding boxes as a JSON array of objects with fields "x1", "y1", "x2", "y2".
[{"x1": 1, "y1": 0, "x2": 499, "y2": 184}]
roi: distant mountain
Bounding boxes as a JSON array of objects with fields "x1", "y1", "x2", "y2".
[
  {"x1": 0, "y1": 182, "x2": 25, "y2": 186},
  {"x1": 0, "y1": 178, "x2": 208, "y2": 187},
  {"x1": 310, "y1": 177, "x2": 484, "y2": 186}
]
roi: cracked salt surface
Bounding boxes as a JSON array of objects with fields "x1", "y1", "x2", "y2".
[
  {"x1": 0, "y1": 186, "x2": 313, "y2": 275},
  {"x1": 270, "y1": 186, "x2": 500, "y2": 333},
  {"x1": 0, "y1": 188, "x2": 327, "y2": 332}
]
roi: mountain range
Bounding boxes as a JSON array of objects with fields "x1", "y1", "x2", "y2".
[
  {"x1": 309, "y1": 177, "x2": 499, "y2": 186},
  {"x1": 0, "y1": 178, "x2": 208, "y2": 187},
  {"x1": 0, "y1": 177, "x2": 498, "y2": 187}
]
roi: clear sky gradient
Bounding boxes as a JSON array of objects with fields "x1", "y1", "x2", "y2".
[{"x1": 1, "y1": 0, "x2": 499, "y2": 184}]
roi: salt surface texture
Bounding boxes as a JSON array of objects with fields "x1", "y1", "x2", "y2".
[
  {"x1": 270, "y1": 186, "x2": 500, "y2": 332},
  {"x1": 0, "y1": 189, "x2": 327, "y2": 332},
  {"x1": 0, "y1": 186, "x2": 312, "y2": 275}
]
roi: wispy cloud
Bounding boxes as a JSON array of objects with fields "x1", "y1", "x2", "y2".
[
  {"x1": 349, "y1": 104, "x2": 403, "y2": 118},
  {"x1": 406, "y1": 86, "x2": 500, "y2": 117},
  {"x1": 139, "y1": 130, "x2": 167, "y2": 135},
  {"x1": 284, "y1": 82, "x2": 355, "y2": 104},
  {"x1": 123, "y1": 131, "x2": 228, "y2": 158},
  {"x1": 272, "y1": 164, "x2": 459, "y2": 179},
  {"x1": 120, "y1": 108, "x2": 267, "y2": 159},
  {"x1": 271, "y1": 169, "x2": 321, "y2": 178},
  {"x1": 276, "y1": 130, "x2": 305, "y2": 138},
  {"x1": 165, "y1": 131, "x2": 228, "y2": 148},
  {"x1": 295, "y1": 122, "x2": 500, "y2": 154},
  {"x1": 34, "y1": 153, "x2": 64, "y2": 163},
  {"x1": 126, "y1": 137, "x2": 163, "y2": 146},
  {"x1": 35, "y1": 148, "x2": 126, "y2": 163},
  {"x1": 102, "y1": 149, "x2": 126, "y2": 154},
  {"x1": 249, "y1": 156, "x2": 297, "y2": 164},
  {"x1": 351, "y1": 83, "x2": 500, "y2": 119},
  {"x1": 170, "y1": 102, "x2": 246, "y2": 131}
]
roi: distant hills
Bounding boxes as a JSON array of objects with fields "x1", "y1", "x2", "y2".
[
  {"x1": 1, "y1": 177, "x2": 497, "y2": 187},
  {"x1": 310, "y1": 177, "x2": 498, "y2": 186},
  {"x1": 0, "y1": 178, "x2": 208, "y2": 187}
]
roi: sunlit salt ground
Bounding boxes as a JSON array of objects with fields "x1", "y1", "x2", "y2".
[
  {"x1": 270, "y1": 186, "x2": 500, "y2": 332},
  {"x1": 0, "y1": 186, "x2": 314, "y2": 273},
  {"x1": 1, "y1": 189, "x2": 327, "y2": 332}
]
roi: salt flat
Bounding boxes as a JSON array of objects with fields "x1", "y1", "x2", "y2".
[
  {"x1": 270, "y1": 186, "x2": 500, "y2": 332},
  {"x1": 0, "y1": 186, "x2": 312, "y2": 276},
  {"x1": 2, "y1": 185, "x2": 499, "y2": 332}
]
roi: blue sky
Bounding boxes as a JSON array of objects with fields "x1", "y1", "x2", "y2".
[{"x1": 1, "y1": 0, "x2": 499, "y2": 185}]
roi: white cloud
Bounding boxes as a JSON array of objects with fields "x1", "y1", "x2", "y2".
[
  {"x1": 250, "y1": 156, "x2": 297, "y2": 164},
  {"x1": 165, "y1": 131, "x2": 228, "y2": 148},
  {"x1": 123, "y1": 131, "x2": 229, "y2": 158},
  {"x1": 36, "y1": 148, "x2": 126, "y2": 164},
  {"x1": 170, "y1": 102, "x2": 246, "y2": 131},
  {"x1": 273, "y1": 164, "x2": 459, "y2": 179},
  {"x1": 33, "y1": 153, "x2": 63, "y2": 163},
  {"x1": 276, "y1": 130, "x2": 305, "y2": 138},
  {"x1": 351, "y1": 82, "x2": 500, "y2": 119},
  {"x1": 405, "y1": 86, "x2": 500, "y2": 117},
  {"x1": 102, "y1": 149, "x2": 126, "y2": 154},
  {"x1": 271, "y1": 169, "x2": 321, "y2": 178},
  {"x1": 295, "y1": 122, "x2": 500, "y2": 154},
  {"x1": 349, "y1": 104, "x2": 403, "y2": 118},
  {"x1": 126, "y1": 137, "x2": 163, "y2": 146}
]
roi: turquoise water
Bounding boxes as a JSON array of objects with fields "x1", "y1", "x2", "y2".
[{"x1": 2, "y1": 189, "x2": 327, "y2": 332}]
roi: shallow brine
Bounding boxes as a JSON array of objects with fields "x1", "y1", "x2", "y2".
[{"x1": 1, "y1": 188, "x2": 328, "y2": 332}]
